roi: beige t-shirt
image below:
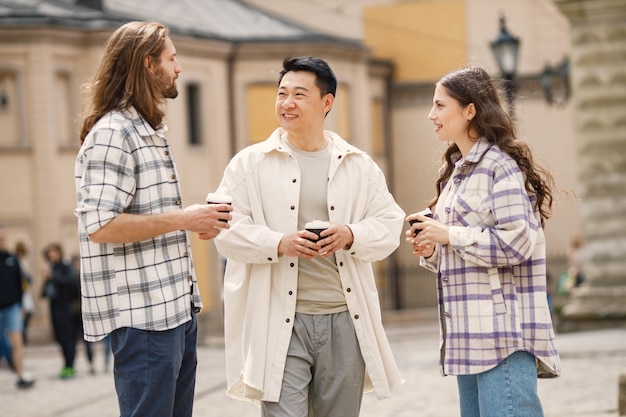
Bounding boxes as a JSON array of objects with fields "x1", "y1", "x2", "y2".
[{"x1": 283, "y1": 136, "x2": 347, "y2": 314}]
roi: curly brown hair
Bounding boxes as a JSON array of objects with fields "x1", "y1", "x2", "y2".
[
  {"x1": 79, "y1": 21, "x2": 169, "y2": 144},
  {"x1": 429, "y1": 67, "x2": 554, "y2": 227}
]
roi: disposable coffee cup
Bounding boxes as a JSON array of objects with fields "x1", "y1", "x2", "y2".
[
  {"x1": 305, "y1": 220, "x2": 329, "y2": 242},
  {"x1": 206, "y1": 193, "x2": 232, "y2": 222},
  {"x1": 408, "y1": 208, "x2": 433, "y2": 236}
]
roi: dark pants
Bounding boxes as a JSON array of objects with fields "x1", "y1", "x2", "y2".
[
  {"x1": 50, "y1": 305, "x2": 79, "y2": 368},
  {"x1": 110, "y1": 313, "x2": 198, "y2": 417}
]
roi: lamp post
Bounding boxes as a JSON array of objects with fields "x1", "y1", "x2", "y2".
[
  {"x1": 490, "y1": 15, "x2": 520, "y2": 118},
  {"x1": 540, "y1": 57, "x2": 570, "y2": 106}
]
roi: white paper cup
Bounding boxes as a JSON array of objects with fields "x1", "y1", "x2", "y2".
[{"x1": 206, "y1": 193, "x2": 232, "y2": 222}]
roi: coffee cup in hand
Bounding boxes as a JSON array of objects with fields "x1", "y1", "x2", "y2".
[
  {"x1": 408, "y1": 208, "x2": 433, "y2": 236},
  {"x1": 305, "y1": 220, "x2": 329, "y2": 242},
  {"x1": 206, "y1": 192, "x2": 232, "y2": 222}
]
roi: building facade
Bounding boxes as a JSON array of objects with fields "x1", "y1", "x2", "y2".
[{"x1": 0, "y1": 0, "x2": 585, "y2": 341}]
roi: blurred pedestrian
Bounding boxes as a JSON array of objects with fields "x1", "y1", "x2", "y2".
[
  {"x1": 0, "y1": 330, "x2": 13, "y2": 371},
  {"x1": 14, "y1": 241, "x2": 35, "y2": 346},
  {"x1": 406, "y1": 66, "x2": 561, "y2": 416},
  {"x1": 75, "y1": 20, "x2": 231, "y2": 417},
  {"x1": 70, "y1": 254, "x2": 95, "y2": 375},
  {"x1": 41, "y1": 243, "x2": 81, "y2": 379},
  {"x1": 0, "y1": 226, "x2": 35, "y2": 389}
]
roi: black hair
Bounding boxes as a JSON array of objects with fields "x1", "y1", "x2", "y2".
[{"x1": 278, "y1": 56, "x2": 337, "y2": 98}]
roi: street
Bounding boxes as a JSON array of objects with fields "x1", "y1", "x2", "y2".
[{"x1": 1, "y1": 314, "x2": 625, "y2": 417}]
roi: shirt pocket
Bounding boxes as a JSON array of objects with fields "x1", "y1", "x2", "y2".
[{"x1": 453, "y1": 193, "x2": 495, "y2": 228}]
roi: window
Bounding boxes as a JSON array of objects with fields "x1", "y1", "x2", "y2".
[
  {"x1": 54, "y1": 71, "x2": 75, "y2": 148},
  {"x1": 371, "y1": 97, "x2": 385, "y2": 155},
  {"x1": 186, "y1": 83, "x2": 202, "y2": 145},
  {"x1": 0, "y1": 70, "x2": 22, "y2": 147}
]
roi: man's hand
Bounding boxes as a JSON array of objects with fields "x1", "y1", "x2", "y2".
[
  {"x1": 89, "y1": 203, "x2": 233, "y2": 244},
  {"x1": 278, "y1": 231, "x2": 319, "y2": 258},
  {"x1": 187, "y1": 203, "x2": 232, "y2": 240},
  {"x1": 278, "y1": 223, "x2": 353, "y2": 259},
  {"x1": 316, "y1": 223, "x2": 353, "y2": 258}
]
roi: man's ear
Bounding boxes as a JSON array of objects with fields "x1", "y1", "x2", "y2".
[
  {"x1": 323, "y1": 93, "x2": 334, "y2": 114},
  {"x1": 145, "y1": 55, "x2": 154, "y2": 74}
]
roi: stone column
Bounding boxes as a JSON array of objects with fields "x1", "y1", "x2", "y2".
[{"x1": 555, "y1": 0, "x2": 626, "y2": 330}]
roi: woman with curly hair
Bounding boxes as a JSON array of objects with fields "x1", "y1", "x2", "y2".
[{"x1": 406, "y1": 66, "x2": 561, "y2": 417}]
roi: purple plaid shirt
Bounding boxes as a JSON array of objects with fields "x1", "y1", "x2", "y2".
[{"x1": 421, "y1": 138, "x2": 561, "y2": 378}]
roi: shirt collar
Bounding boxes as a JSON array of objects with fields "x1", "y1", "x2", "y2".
[
  {"x1": 457, "y1": 137, "x2": 491, "y2": 167},
  {"x1": 122, "y1": 106, "x2": 168, "y2": 137},
  {"x1": 258, "y1": 128, "x2": 364, "y2": 156}
]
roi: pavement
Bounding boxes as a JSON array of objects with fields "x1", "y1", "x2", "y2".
[{"x1": 2, "y1": 309, "x2": 626, "y2": 417}]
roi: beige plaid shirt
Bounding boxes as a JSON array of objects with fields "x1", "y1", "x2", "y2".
[{"x1": 74, "y1": 106, "x2": 201, "y2": 342}]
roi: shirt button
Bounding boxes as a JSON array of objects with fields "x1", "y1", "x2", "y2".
[
  {"x1": 175, "y1": 200, "x2": 181, "y2": 206},
  {"x1": 346, "y1": 288, "x2": 351, "y2": 293},
  {"x1": 290, "y1": 206, "x2": 295, "y2": 210},
  {"x1": 290, "y1": 263, "x2": 294, "y2": 267},
  {"x1": 354, "y1": 314, "x2": 359, "y2": 319},
  {"x1": 443, "y1": 312, "x2": 451, "y2": 318},
  {"x1": 445, "y1": 207, "x2": 451, "y2": 213},
  {"x1": 289, "y1": 291, "x2": 293, "y2": 295},
  {"x1": 171, "y1": 174, "x2": 176, "y2": 180},
  {"x1": 183, "y1": 252, "x2": 189, "y2": 257},
  {"x1": 441, "y1": 276, "x2": 448, "y2": 282},
  {"x1": 339, "y1": 261, "x2": 343, "y2": 267},
  {"x1": 286, "y1": 318, "x2": 290, "y2": 323},
  {"x1": 164, "y1": 151, "x2": 169, "y2": 156},
  {"x1": 330, "y1": 206, "x2": 335, "y2": 211},
  {"x1": 454, "y1": 178, "x2": 461, "y2": 185},
  {"x1": 292, "y1": 178, "x2": 297, "y2": 183},
  {"x1": 267, "y1": 257, "x2": 273, "y2": 261}
]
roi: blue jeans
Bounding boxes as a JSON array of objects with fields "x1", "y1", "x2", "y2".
[
  {"x1": 457, "y1": 350, "x2": 544, "y2": 417},
  {"x1": 110, "y1": 313, "x2": 198, "y2": 417}
]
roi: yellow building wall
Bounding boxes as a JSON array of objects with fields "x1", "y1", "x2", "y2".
[
  {"x1": 247, "y1": 83, "x2": 279, "y2": 143},
  {"x1": 364, "y1": 0, "x2": 467, "y2": 82}
]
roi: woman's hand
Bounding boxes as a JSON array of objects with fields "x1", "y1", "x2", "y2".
[{"x1": 405, "y1": 211, "x2": 450, "y2": 257}]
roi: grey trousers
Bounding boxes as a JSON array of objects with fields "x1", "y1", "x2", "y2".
[{"x1": 261, "y1": 311, "x2": 366, "y2": 417}]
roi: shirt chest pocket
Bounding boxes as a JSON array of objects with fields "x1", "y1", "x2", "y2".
[{"x1": 452, "y1": 193, "x2": 495, "y2": 228}]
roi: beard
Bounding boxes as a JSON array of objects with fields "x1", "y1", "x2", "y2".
[
  {"x1": 162, "y1": 85, "x2": 178, "y2": 99},
  {"x1": 155, "y1": 66, "x2": 179, "y2": 99}
]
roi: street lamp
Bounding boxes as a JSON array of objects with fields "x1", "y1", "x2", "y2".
[
  {"x1": 540, "y1": 57, "x2": 570, "y2": 106},
  {"x1": 490, "y1": 15, "x2": 520, "y2": 117}
]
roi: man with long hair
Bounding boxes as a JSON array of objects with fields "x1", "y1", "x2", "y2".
[{"x1": 75, "y1": 21, "x2": 232, "y2": 416}]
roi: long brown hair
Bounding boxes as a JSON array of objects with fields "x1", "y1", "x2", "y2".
[
  {"x1": 79, "y1": 21, "x2": 169, "y2": 143},
  {"x1": 429, "y1": 67, "x2": 554, "y2": 227}
]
